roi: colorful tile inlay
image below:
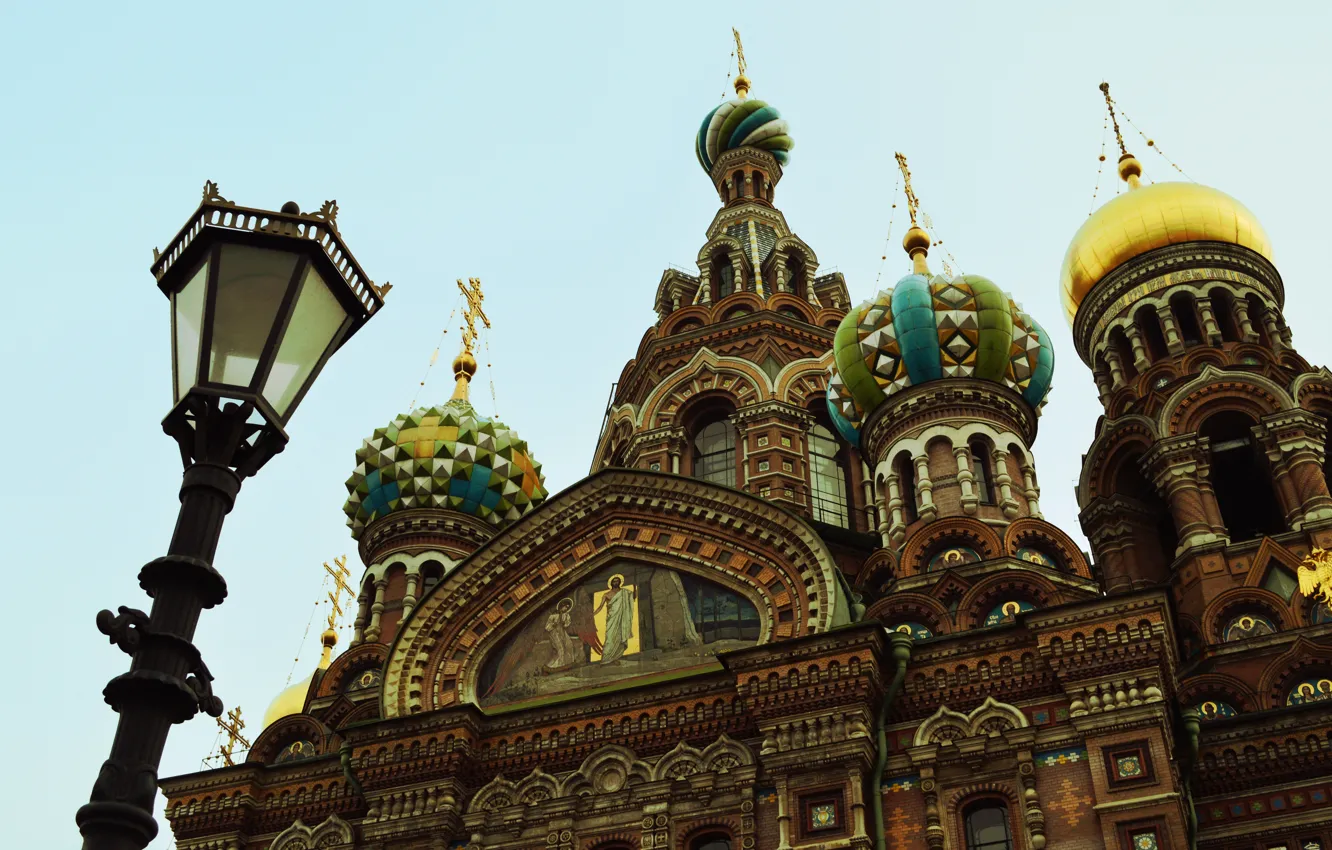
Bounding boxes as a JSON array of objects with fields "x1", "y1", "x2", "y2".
[
  {"x1": 1131, "y1": 830, "x2": 1159, "y2": 850},
  {"x1": 1115, "y1": 754, "x2": 1144, "y2": 778},
  {"x1": 1031, "y1": 709, "x2": 1050, "y2": 725},
  {"x1": 882, "y1": 774, "x2": 920, "y2": 792},
  {"x1": 756, "y1": 787, "x2": 778, "y2": 805},
  {"x1": 1036, "y1": 747, "x2": 1087, "y2": 767},
  {"x1": 809, "y1": 802, "x2": 837, "y2": 829}
]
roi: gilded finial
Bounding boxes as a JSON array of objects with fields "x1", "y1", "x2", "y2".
[
  {"x1": 1100, "y1": 82, "x2": 1142, "y2": 189},
  {"x1": 895, "y1": 152, "x2": 931, "y2": 275},
  {"x1": 213, "y1": 706, "x2": 251, "y2": 767},
  {"x1": 452, "y1": 278, "x2": 491, "y2": 402},
  {"x1": 732, "y1": 28, "x2": 750, "y2": 99},
  {"x1": 321, "y1": 556, "x2": 353, "y2": 669}
]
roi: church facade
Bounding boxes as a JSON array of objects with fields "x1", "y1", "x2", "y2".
[{"x1": 159, "y1": 74, "x2": 1332, "y2": 850}]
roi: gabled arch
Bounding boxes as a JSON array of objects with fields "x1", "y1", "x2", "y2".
[
  {"x1": 1161, "y1": 365, "x2": 1295, "y2": 435},
  {"x1": 1002, "y1": 518, "x2": 1092, "y2": 579},
  {"x1": 864, "y1": 591, "x2": 952, "y2": 638},
  {"x1": 383, "y1": 469, "x2": 848, "y2": 717},
  {"x1": 248, "y1": 714, "x2": 335, "y2": 765},
  {"x1": 1202, "y1": 587, "x2": 1293, "y2": 642},
  {"x1": 661, "y1": 305, "x2": 712, "y2": 336},
  {"x1": 1257, "y1": 637, "x2": 1332, "y2": 709},
  {"x1": 316, "y1": 642, "x2": 389, "y2": 698},
  {"x1": 957, "y1": 571, "x2": 1060, "y2": 631},
  {"x1": 900, "y1": 516, "x2": 1004, "y2": 577},
  {"x1": 1077, "y1": 415, "x2": 1157, "y2": 502},
  {"x1": 764, "y1": 292, "x2": 816, "y2": 323},
  {"x1": 1177, "y1": 672, "x2": 1260, "y2": 714},
  {"x1": 638, "y1": 348, "x2": 769, "y2": 428}
]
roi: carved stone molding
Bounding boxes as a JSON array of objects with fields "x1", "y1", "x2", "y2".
[{"x1": 269, "y1": 813, "x2": 354, "y2": 850}]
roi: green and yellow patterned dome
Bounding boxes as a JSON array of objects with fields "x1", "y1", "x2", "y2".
[{"x1": 343, "y1": 378, "x2": 546, "y2": 539}]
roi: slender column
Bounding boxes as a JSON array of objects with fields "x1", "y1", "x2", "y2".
[
  {"x1": 1196, "y1": 296, "x2": 1222, "y2": 344},
  {"x1": 1262, "y1": 312, "x2": 1286, "y2": 353},
  {"x1": 1146, "y1": 437, "x2": 1226, "y2": 552},
  {"x1": 774, "y1": 257, "x2": 788, "y2": 293},
  {"x1": 953, "y1": 444, "x2": 978, "y2": 515},
  {"x1": 992, "y1": 447, "x2": 1021, "y2": 519},
  {"x1": 352, "y1": 586, "x2": 370, "y2": 644},
  {"x1": 913, "y1": 454, "x2": 938, "y2": 522},
  {"x1": 1020, "y1": 461, "x2": 1043, "y2": 518},
  {"x1": 775, "y1": 775, "x2": 793, "y2": 850},
  {"x1": 1157, "y1": 305, "x2": 1185, "y2": 354},
  {"x1": 848, "y1": 766, "x2": 868, "y2": 841},
  {"x1": 1233, "y1": 299, "x2": 1259, "y2": 343},
  {"x1": 1124, "y1": 323, "x2": 1151, "y2": 371},
  {"x1": 860, "y1": 461, "x2": 876, "y2": 534},
  {"x1": 401, "y1": 572, "x2": 421, "y2": 624},
  {"x1": 364, "y1": 578, "x2": 388, "y2": 642},
  {"x1": 696, "y1": 268, "x2": 712, "y2": 304},
  {"x1": 885, "y1": 472, "x2": 906, "y2": 548},
  {"x1": 1103, "y1": 347, "x2": 1127, "y2": 389},
  {"x1": 1093, "y1": 366, "x2": 1114, "y2": 407},
  {"x1": 1258, "y1": 412, "x2": 1332, "y2": 525}
]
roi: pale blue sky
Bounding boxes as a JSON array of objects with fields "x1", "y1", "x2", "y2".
[{"x1": 3, "y1": 2, "x2": 1331, "y2": 845}]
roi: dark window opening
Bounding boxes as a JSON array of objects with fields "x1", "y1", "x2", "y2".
[
  {"x1": 1247, "y1": 294, "x2": 1272, "y2": 347},
  {"x1": 692, "y1": 418, "x2": 736, "y2": 487},
  {"x1": 970, "y1": 439, "x2": 995, "y2": 505},
  {"x1": 1210, "y1": 289, "x2": 1241, "y2": 343},
  {"x1": 810, "y1": 423, "x2": 850, "y2": 528},
  {"x1": 691, "y1": 834, "x2": 732, "y2": 850},
  {"x1": 963, "y1": 800, "x2": 1013, "y2": 850},
  {"x1": 1135, "y1": 306, "x2": 1169, "y2": 361},
  {"x1": 1202, "y1": 412, "x2": 1285, "y2": 541},
  {"x1": 1172, "y1": 293, "x2": 1204, "y2": 346},
  {"x1": 896, "y1": 454, "x2": 918, "y2": 524},
  {"x1": 716, "y1": 259, "x2": 735, "y2": 300},
  {"x1": 1112, "y1": 328, "x2": 1138, "y2": 381},
  {"x1": 1114, "y1": 452, "x2": 1178, "y2": 578}
]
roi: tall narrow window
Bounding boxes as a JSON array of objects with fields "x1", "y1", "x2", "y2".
[
  {"x1": 896, "y1": 454, "x2": 918, "y2": 525},
  {"x1": 1202, "y1": 412, "x2": 1285, "y2": 541},
  {"x1": 693, "y1": 418, "x2": 736, "y2": 487},
  {"x1": 717, "y1": 261, "x2": 735, "y2": 300},
  {"x1": 963, "y1": 800, "x2": 1013, "y2": 850},
  {"x1": 1172, "y1": 293, "x2": 1204, "y2": 346},
  {"x1": 809, "y1": 424, "x2": 850, "y2": 528},
  {"x1": 970, "y1": 439, "x2": 995, "y2": 505}
]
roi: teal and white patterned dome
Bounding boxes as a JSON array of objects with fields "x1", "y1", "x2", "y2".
[
  {"x1": 828, "y1": 273, "x2": 1055, "y2": 443},
  {"x1": 695, "y1": 97, "x2": 793, "y2": 174},
  {"x1": 343, "y1": 398, "x2": 547, "y2": 539}
]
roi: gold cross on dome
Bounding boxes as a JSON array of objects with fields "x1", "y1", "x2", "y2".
[
  {"x1": 324, "y1": 555, "x2": 354, "y2": 631},
  {"x1": 215, "y1": 706, "x2": 251, "y2": 767},
  {"x1": 456, "y1": 277, "x2": 491, "y2": 358},
  {"x1": 895, "y1": 152, "x2": 920, "y2": 226}
]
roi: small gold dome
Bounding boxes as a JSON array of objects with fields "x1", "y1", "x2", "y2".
[
  {"x1": 1060, "y1": 180, "x2": 1273, "y2": 324},
  {"x1": 902, "y1": 224, "x2": 931, "y2": 257},
  {"x1": 262, "y1": 671, "x2": 313, "y2": 728}
]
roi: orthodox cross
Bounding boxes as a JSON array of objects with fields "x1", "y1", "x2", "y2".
[
  {"x1": 324, "y1": 555, "x2": 354, "y2": 631},
  {"x1": 214, "y1": 706, "x2": 250, "y2": 767},
  {"x1": 895, "y1": 152, "x2": 920, "y2": 226},
  {"x1": 456, "y1": 277, "x2": 491, "y2": 358},
  {"x1": 1099, "y1": 81, "x2": 1128, "y2": 156},
  {"x1": 732, "y1": 28, "x2": 747, "y2": 80}
]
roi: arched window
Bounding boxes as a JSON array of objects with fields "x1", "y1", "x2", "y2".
[
  {"x1": 1110, "y1": 328, "x2": 1138, "y2": 381},
  {"x1": 753, "y1": 171, "x2": 765, "y2": 200},
  {"x1": 692, "y1": 417, "x2": 736, "y2": 487},
  {"x1": 1135, "y1": 306, "x2": 1169, "y2": 361},
  {"x1": 895, "y1": 453, "x2": 918, "y2": 525},
  {"x1": 809, "y1": 423, "x2": 850, "y2": 528},
  {"x1": 691, "y1": 835, "x2": 731, "y2": 850},
  {"x1": 787, "y1": 255, "x2": 806, "y2": 300},
  {"x1": 732, "y1": 170, "x2": 745, "y2": 200},
  {"x1": 715, "y1": 256, "x2": 735, "y2": 300},
  {"x1": 1247, "y1": 294, "x2": 1272, "y2": 347},
  {"x1": 970, "y1": 439, "x2": 995, "y2": 505},
  {"x1": 419, "y1": 561, "x2": 444, "y2": 592},
  {"x1": 1201, "y1": 411, "x2": 1285, "y2": 541},
  {"x1": 1113, "y1": 451, "x2": 1177, "y2": 583},
  {"x1": 963, "y1": 800, "x2": 1013, "y2": 850},
  {"x1": 1210, "y1": 288, "x2": 1241, "y2": 342},
  {"x1": 1172, "y1": 292, "x2": 1204, "y2": 346}
]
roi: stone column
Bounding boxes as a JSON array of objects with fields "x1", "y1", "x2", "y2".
[
  {"x1": 992, "y1": 446, "x2": 1022, "y2": 519},
  {"x1": 774, "y1": 256, "x2": 789, "y2": 293},
  {"x1": 775, "y1": 775, "x2": 793, "y2": 850},
  {"x1": 1020, "y1": 460, "x2": 1043, "y2": 518},
  {"x1": 1146, "y1": 437, "x2": 1226, "y2": 553},
  {"x1": 953, "y1": 444, "x2": 979, "y2": 515},
  {"x1": 365, "y1": 577, "x2": 389, "y2": 642},
  {"x1": 1103, "y1": 347, "x2": 1127, "y2": 390},
  {"x1": 1157, "y1": 305, "x2": 1186, "y2": 355},
  {"x1": 914, "y1": 454, "x2": 938, "y2": 522},
  {"x1": 885, "y1": 471, "x2": 907, "y2": 548},
  {"x1": 402, "y1": 572, "x2": 421, "y2": 624},
  {"x1": 1124, "y1": 323, "x2": 1151, "y2": 371},
  {"x1": 1083, "y1": 508, "x2": 1139, "y2": 593},
  {"x1": 352, "y1": 584, "x2": 370, "y2": 644},
  {"x1": 1262, "y1": 311, "x2": 1286, "y2": 353},
  {"x1": 1018, "y1": 752, "x2": 1047, "y2": 850},
  {"x1": 848, "y1": 765, "x2": 869, "y2": 842},
  {"x1": 696, "y1": 267, "x2": 712, "y2": 304},
  {"x1": 1093, "y1": 366, "x2": 1114, "y2": 407},
  {"x1": 1258, "y1": 411, "x2": 1332, "y2": 525},
  {"x1": 1196, "y1": 296, "x2": 1222, "y2": 344},
  {"x1": 1233, "y1": 299, "x2": 1259, "y2": 343},
  {"x1": 920, "y1": 770, "x2": 944, "y2": 850}
]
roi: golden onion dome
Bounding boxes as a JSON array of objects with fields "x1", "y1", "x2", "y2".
[
  {"x1": 1059, "y1": 156, "x2": 1274, "y2": 324},
  {"x1": 262, "y1": 671, "x2": 313, "y2": 728}
]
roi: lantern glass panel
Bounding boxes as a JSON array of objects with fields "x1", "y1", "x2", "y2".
[
  {"x1": 262, "y1": 265, "x2": 348, "y2": 417},
  {"x1": 207, "y1": 244, "x2": 298, "y2": 388},
  {"x1": 171, "y1": 259, "x2": 209, "y2": 402}
]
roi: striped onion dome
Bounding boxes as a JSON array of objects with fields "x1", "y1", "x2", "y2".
[
  {"x1": 828, "y1": 274, "x2": 1055, "y2": 442},
  {"x1": 695, "y1": 98, "x2": 794, "y2": 173}
]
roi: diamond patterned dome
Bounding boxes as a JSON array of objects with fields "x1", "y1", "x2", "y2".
[
  {"x1": 828, "y1": 273, "x2": 1054, "y2": 439},
  {"x1": 343, "y1": 399, "x2": 546, "y2": 539}
]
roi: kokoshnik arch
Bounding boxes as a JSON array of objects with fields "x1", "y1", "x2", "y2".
[{"x1": 160, "y1": 56, "x2": 1332, "y2": 850}]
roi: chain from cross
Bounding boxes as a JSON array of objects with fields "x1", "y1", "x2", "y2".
[
  {"x1": 214, "y1": 706, "x2": 250, "y2": 767},
  {"x1": 1099, "y1": 81, "x2": 1128, "y2": 156},
  {"x1": 732, "y1": 28, "x2": 746, "y2": 78},
  {"x1": 456, "y1": 277, "x2": 491, "y2": 359},
  {"x1": 324, "y1": 555, "x2": 354, "y2": 631},
  {"x1": 894, "y1": 152, "x2": 920, "y2": 226}
]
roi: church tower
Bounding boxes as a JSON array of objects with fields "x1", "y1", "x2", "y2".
[
  {"x1": 827, "y1": 155, "x2": 1099, "y2": 641},
  {"x1": 1068, "y1": 85, "x2": 1332, "y2": 837},
  {"x1": 590, "y1": 50, "x2": 874, "y2": 549}
]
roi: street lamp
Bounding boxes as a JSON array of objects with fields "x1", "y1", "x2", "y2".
[{"x1": 76, "y1": 182, "x2": 387, "y2": 850}]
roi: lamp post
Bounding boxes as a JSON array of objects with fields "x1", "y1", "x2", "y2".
[{"x1": 76, "y1": 182, "x2": 387, "y2": 850}]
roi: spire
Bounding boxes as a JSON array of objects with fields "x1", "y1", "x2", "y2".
[
  {"x1": 731, "y1": 28, "x2": 750, "y2": 99},
  {"x1": 212, "y1": 706, "x2": 251, "y2": 768},
  {"x1": 452, "y1": 277, "x2": 490, "y2": 402},
  {"x1": 320, "y1": 555, "x2": 353, "y2": 669},
  {"x1": 1100, "y1": 82, "x2": 1143, "y2": 190},
  {"x1": 895, "y1": 152, "x2": 932, "y2": 275}
]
